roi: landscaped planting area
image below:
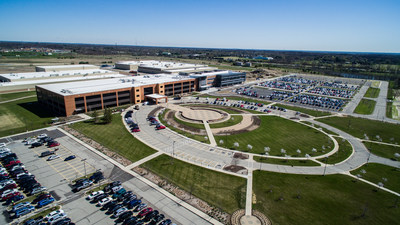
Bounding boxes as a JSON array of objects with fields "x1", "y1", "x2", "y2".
[
  {"x1": 364, "y1": 87, "x2": 380, "y2": 98},
  {"x1": 253, "y1": 171, "x2": 400, "y2": 225},
  {"x1": 254, "y1": 156, "x2": 320, "y2": 166},
  {"x1": 274, "y1": 103, "x2": 332, "y2": 117},
  {"x1": 142, "y1": 154, "x2": 247, "y2": 214},
  {"x1": 70, "y1": 114, "x2": 156, "y2": 162},
  {"x1": 215, "y1": 116, "x2": 333, "y2": 156},
  {"x1": 317, "y1": 137, "x2": 353, "y2": 164},
  {"x1": 362, "y1": 141, "x2": 400, "y2": 160},
  {"x1": 317, "y1": 116, "x2": 400, "y2": 143}
]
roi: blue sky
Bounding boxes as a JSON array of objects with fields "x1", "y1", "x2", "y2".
[{"x1": 0, "y1": 0, "x2": 399, "y2": 52}]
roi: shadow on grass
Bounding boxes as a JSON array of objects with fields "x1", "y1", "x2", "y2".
[{"x1": 18, "y1": 101, "x2": 54, "y2": 118}]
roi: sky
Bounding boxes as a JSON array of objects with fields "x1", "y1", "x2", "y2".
[{"x1": 0, "y1": 0, "x2": 399, "y2": 53}]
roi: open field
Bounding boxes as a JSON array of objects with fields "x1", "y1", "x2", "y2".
[
  {"x1": 301, "y1": 121, "x2": 338, "y2": 135},
  {"x1": 70, "y1": 114, "x2": 156, "y2": 162},
  {"x1": 353, "y1": 99, "x2": 376, "y2": 115},
  {"x1": 364, "y1": 87, "x2": 380, "y2": 98},
  {"x1": 141, "y1": 154, "x2": 247, "y2": 214},
  {"x1": 173, "y1": 115, "x2": 205, "y2": 129},
  {"x1": 253, "y1": 170, "x2": 400, "y2": 225},
  {"x1": 363, "y1": 141, "x2": 400, "y2": 160},
  {"x1": 0, "y1": 96, "x2": 53, "y2": 137},
  {"x1": 0, "y1": 91, "x2": 36, "y2": 101},
  {"x1": 317, "y1": 116, "x2": 400, "y2": 144},
  {"x1": 351, "y1": 163, "x2": 400, "y2": 193},
  {"x1": 317, "y1": 137, "x2": 353, "y2": 164},
  {"x1": 215, "y1": 116, "x2": 332, "y2": 156},
  {"x1": 274, "y1": 103, "x2": 331, "y2": 117},
  {"x1": 254, "y1": 156, "x2": 320, "y2": 166}
]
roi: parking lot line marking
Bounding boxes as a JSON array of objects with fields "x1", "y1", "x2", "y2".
[{"x1": 30, "y1": 148, "x2": 71, "y2": 181}]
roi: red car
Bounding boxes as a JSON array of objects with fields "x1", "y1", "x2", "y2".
[
  {"x1": 138, "y1": 207, "x2": 153, "y2": 217},
  {"x1": 131, "y1": 128, "x2": 140, "y2": 132},
  {"x1": 2, "y1": 192, "x2": 20, "y2": 201},
  {"x1": 5, "y1": 161, "x2": 21, "y2": 168},
  {"x1": 0, "y1": 183, "x2": 17, "y2": 192},
  {"x1": 156, "y1": 125, "x2": 166, "y2": 130},
  {"x1": 48, "y1": 142, "x2": 60, "y2": 147}
]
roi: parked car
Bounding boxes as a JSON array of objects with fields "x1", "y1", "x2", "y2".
[
  {"x1": 37, "y1": 197, "x2": 55, "y2": 208},
  {"x1": 97, "y1": 197, "x2": 113, "y2": 207},
  {"x1": 103, "y1": 181, "x2": 121, "y2": 192},
  {"x1": 138, "y1": 207, "x2": 153, "y2": 217},
  {"x1": 156, "y1": 124, "x2": 166, "y2": 130},
  {"x1": 91, "y1": 193, "x2": 108, "y2": 203},
  {"x1": 32, "y1": 193, "x2": 51, "y2": 204},
  {"x1": 127, "y1": 199, "x2": 141, "y2": 209},
  {"x1": 118, "y1": 210, "x2": 133, "y2": 221},
  {"x1": 29, "y1": 186, "x2": 46, "y2": 196},
  {"x1": 131, "y1": 128, "x2": 140, "y2": 132},
  {"x1": 48, "y1": 142, "x2": 60, "y2": 148},
  {"x1": 64, "y1": 155, "x2": 76, "y2": 161},
  {"x1": 86, "y1": 190, "x2": 104, "y2": 200},
  {"x1": 12, "y1": 202, "x2": 31, "y2": 213},
  {"x1": 133, "y1": 203, "x2": 147, "y2": 212},
  {"x1": 5, "y1": 194, "x2": 24, "y2": 205},
  {"x1": 44, "y1": 209, "x2": 64, "y2": 221},
  {"x1": 2, "y1": 191, "x2": 21, "y2": 201},
  {"x1": 37, "y1": 134, "x2": 47, "y2": 139},
  {"x1": 47, "y1": 212, "x2": 67, "y2": 224},
  {"x1": 160, "y1": 219, "x2": 172, "y2": 225},
  {"x1": 47, "y1": 155, "x2": 60, "y2": 161},
  {"x1": 53, "y1": 217, "x2": 71, "y2": 225},
  {"x1": 72, "y1": 180, "x2": 93, "y2": 192},
  {"x1": 15, "y1": 205, "x2": 35, "y2": 218},
  {"x1": 89, "y1": 171, "x2": 104, "y2": 183},
  {"x1": 31, "y1": 142, "x2": 43, "y2": 148},
  {"x1": 40, "y1": 151, "x2": 54, "y2": 157},
  {"x1": 113, "y1": 207, "x2": 128, "y2": 217}
]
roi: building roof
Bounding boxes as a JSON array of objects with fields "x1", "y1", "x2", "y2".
[
  {"x1": 187, "y1": 70, "x2": 244, "y2": 78},
  {"x1": 0, "y1": 69, "x2": 118, "y2": 81},
  {"x1": 37, "y1": 74, "x2": 195, "y2": 96},
  {"x1": 36, "y1": 64, "x2": 98, "y2": 69},
  {"x1": 117, "y1": 60, "x2": 210, "y2": 71},
  {"x1": 146, "y1": 94, "x2": 167, "y2": 99}
]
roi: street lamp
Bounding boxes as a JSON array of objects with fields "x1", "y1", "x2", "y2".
[
  {"x1": 323, "y1": 157, "x2": 328, "y2": 176},
  {"x1": 81, "y1": 158, "x2": 87, "y2": 177}
]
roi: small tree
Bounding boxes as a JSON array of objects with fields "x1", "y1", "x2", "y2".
[
  {"x1": 233, "y1": 142, "x2": 239, "y2": 148},
  {"x1": 219, "y1": 140, "x2": 224, "y2": 145},
  {"x1": 280, "y1": 148, "x2": 286, "y2": 156},
  {"x1": 394, "y1": 153, "x2": 400, "y2": 160},
  {"x1": 296, "y1": 149, "x2": 301, "y2": 155},
  {"x1": 102, "y1": 107, "x2": 112, "y2": 124},
  {"x1": 90, "y1": 110, "x2": 99, "y2": 123},
  {"x1": 247, "y1": 144, "x2": 253, "y2": 151}
]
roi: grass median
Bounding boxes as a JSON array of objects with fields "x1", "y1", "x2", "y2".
[
  {"x1": 70, "y1": 114, "x2": 156, "y2": 162},
  {"x1": 317, "y1": 116, "x2": 400, "y2": 144},
  {"x1": 353, "y1": 98, "x2": 376, "y2": 115},
  {"x1": 364, "y1": 87, "x2": 380, "y2": 98},
  {"x1": 254, "y1": 156, "x2": 320, "y2": 166},
  {"x1": 317, "y1": 137, "x2": 353, "y2": 164},
  {"x1": 274, "y1": 103, "x2": 331, "y2": 117},
  {"x1": 362, "y1": 141, "x2": 400, "y2": 160},
  {"x1": 351, "y1": 163, "x2": 400, "y2": 193},
  {"x1": 253, "y1": 170, "x2": 400, "y2": 225},
  {"x1": 215, "y1": 116, "x2": 332, "y2": 156},
  {"x1": 141, "y1": 154, "x2": 247, "y2": 214}
]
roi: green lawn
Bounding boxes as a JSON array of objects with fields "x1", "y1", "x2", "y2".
[
  {"x1": 351, "y1": 163, "x2": 400, "y2": 193},
  {"x1": 159, "y1": 109, "x2": 210, "y2": 144},
  {"x1": 363, "y1": 142, "x2": 400, "y2": 160},
  {"x1": 0, "y1": 91, "x2": 36, "y2": 102},
  {"x1": 253, "y1": 170, "x2": 400, "y2": 225},
  {"x1": 210, "y1": 115, "x2": 243, "y2": 128},
  {"x1": 353, "y1": 99, "x2": 376, "y2": 115},
  {"x1": 209, "y1": 64, "x2": 255, "y2": 71},
  {"x1": 274, "y1": 103, "x2": 331, "y2": 117},
  {"x1": 182, "y1": 104, "x2": 244, "y2": 114},
  {"x1": 364, "y1": 87, "x2": 380, "y2": 98},
  {"x1": 317, "y1": 116, "x2": 400, "y2": 144},
  {"x1": 70, "y1": 114, "x2": 156, "y2": 162},
  {"x1": 317, "y1": 137, "x2": 353, "y2": 164},
  {"x1": 142, "y1": 154, "x2": 247, "y2": 214},
  {"x1": 301, "y1": 121, "x2": 338, "y2": 135},
  {"x1": 254, "y1": 156, "x2": 320, "y2": 166},
  {"x1": 173, "y1": 115, "x2": 205, "y2": 129},
  {"x1": 215, "y1": 116, "x2": 332, "y2": 156},
  {"x1": 0, "y1": 96, "x2": 53, "y2": 137}
]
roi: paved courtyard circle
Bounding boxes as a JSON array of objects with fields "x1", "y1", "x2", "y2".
[
  {"x1": 180, "y1": 108, "x2": 224, "y2": 121},
  {"x1": 240, "y1": 215, "x2": 262, "y2": 225}
]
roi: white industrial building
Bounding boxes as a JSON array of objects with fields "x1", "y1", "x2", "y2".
[
  {"x1": 35, "y1": 64, "x2": 99, "y2": 72},
  {"x1": 115, "y1": 60, "x2": 216, "y2": 74}
]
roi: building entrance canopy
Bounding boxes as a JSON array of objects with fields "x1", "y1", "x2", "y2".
[{"x1": 145, "y1": 94, "x2": 168, "y2": 104}]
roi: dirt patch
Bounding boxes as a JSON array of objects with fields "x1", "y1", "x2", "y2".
[
  {"x1": 223, "y1": 165, "x2": 247, "y2": 173},
  {"x1": 233, "y1": 153, "x2": 249, "y2": 160},
  {"x1": 300, "y1": 114, "x2": 310, "y2": 118},
  {"x1": 62, "y1": 126, "x2": 132, "y2": 166},
  {"x1": 133, "y1": 167, "x2": 229, "y2": 224}
]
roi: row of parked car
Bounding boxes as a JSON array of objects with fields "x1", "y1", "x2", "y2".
[
  {"x1": 71, "y1": 171, "x2": 104, "y2": 192},
  {"x1": 24, "y1": 134, "x2": 60, "y2": 149},
  {"x1": 147, "y1": 116, "x2": 166, "y2": 130},
  {"x1": 0, "y1": 144, "x2": 52, "y2": 220},
  {"x1": 87, "y1": 181, "x2": 174, "y2": 225},
  {"x1": 24, "y1": 208, "x2": 74, "y2": 225}
]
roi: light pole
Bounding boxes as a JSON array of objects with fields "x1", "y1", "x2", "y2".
[
  {"x1": 323, "y1": 157, "x2": 328, "y2": 176},
  {"x1": 82, "y1": 158, "x2": 87, "y2": 177},
  {"x1": 367, "y1": 148, "x2": 372, "y2": 165}
]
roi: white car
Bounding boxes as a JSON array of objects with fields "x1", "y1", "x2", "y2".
[
  {"x1": 47, "y1": 155, "x2": 60, "y2": 161},
  {"x1": 37, "y1": 134, "x2": 48, "y2": 139},
  {"x1": 16, "y1": 173, "x2": 32, "y2": 179},
  {"x1": 86, "y1": 190, "x2": 104, "y2": 200},
  {"x1": 48, "y1": 212, "x2": 67, "y2": 224},
  {"x1": 26, "y1": 139, "x2": 38, "y2": 145},
  {"x1": 0, "y1": 180, "x2": 15, "y2": 189},
  {"x1": 97, "y1": 197, "x2": 113, "y2": 207},
  {"x1": 44, "y1": 209, "x2": 65, "y2": 221},
  {"x1": 0, "y1": 143, "x2": 6, "y2": 148},
  {"x1": 113, "y1": 207, "x2": 128, "y2": 217}
]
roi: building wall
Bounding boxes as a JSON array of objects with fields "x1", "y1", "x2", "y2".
[
  {"x1": 215, "y1": 72, "x2": 246, "y2": 87},
  {"x1": 115, "y1": 63, "x2": 139, "y2": 71}
]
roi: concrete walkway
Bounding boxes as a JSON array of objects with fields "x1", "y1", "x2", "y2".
[
  {"x1": 203, "y1": 120, "x2": 217, "y2": 146},
  {"x1": 245, "y1": 155, "x2": 254, "y2": 216},
  {"x1": 125, "y1": 151, "x2": 164, "y2": 170},
  {"x1": 342, "y1": 82, "x2": 369, "y2": 114}
]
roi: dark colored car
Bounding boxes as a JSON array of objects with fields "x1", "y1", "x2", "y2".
[
  {"x1": 160, "y1": 219, "x2": 172, "y2": 225},
  {"x1": 91, "y1": 193, "x2": 107, "y2": 203},
  {"x1": 5, "y1": 194, "x2": 24, "y2": 205},
  {"x1": 64, "y1": 155, "x2": 76, "y2": 161},
  {"x1": 48, "y1": 142, "x2": 60, "y2": 148},
  {"x1": 40, "y1": 151, "x2": 54, "y2": 157},
  {"x1": 122, "y1": 217, "x2": 137, "y2": 225},
  {"x1": 103, "y1": 181, "x2": 121, "y2": 192},
  {"x1": 53, "y1": 217, "x2": 72, "y2": 225},
  {"x1": 37, "y1": 197, "x2": 55, "y2": 208},
  {"x1": 108, "y1": 204, "x2": 123, "y2": 214},
  {"x1": 31, "y1": 142, "x2": 43, "y2": 148},
  {"x1": 138, "y1": 207, "x2": 153, "y2": 217},
  {"x1": 118, "y1": 210, "x2": 133, "y2": 221},
  {"x1": 102, "y1": 200, "x2": 117, "y2": 210},
  {"x1": 32, "y1": 193, "x2": 51, "y2": 204},
  {"x1": 143, "y1": 210, "x2": 159, "y2": 222}
]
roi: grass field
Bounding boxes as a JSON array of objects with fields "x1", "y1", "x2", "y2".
[
  {"x1": 0, "y1": 96, "x2": 53, "y2": 137},
  {"x1": 142, "y1": 154, "x2": 247, "y2": 214},
  {"x1": 353, "y1": 99, "x2": 376, "y2": 115},
  {"x1": 159, "y1": 109, "x2": 210, "y2": 144},
  {"x1": 386, "y1": 102, "x2": 393, "y2": 118},
  {"x1": 300, "y1": 121, "x2": 338, "y2": 135},
  {"x1": 0, "y1": 91, "x2": 36, "y2": 102},
  {"x1": 209, "y1": 64, "x2": 255, "y2": 71},
  {"x1": 317, "y1": 116, "x2": 400, "y2": 144},
  {"x1": 364, "y1": 87, "x2": 380, "y2": 98},
  {"x1": 274, "y1": 103, "x2": 331, "y2": 117},
  {"x1": 70, "y1": 114, "x2": 156, "y2": 162},
  {"x1": 215, "y1": 116, "x2": 332, "y2": 156},
  {"x1": 363, "y1": 141, "x2": 400, "y2": 160},
  {"x1": 254, "y1": 156, "x2": 320, "y2": 166},
  {"x1": 173, "y1": 115, "x2": 205, "y2": 129},
  {"x1": 253, "y1": 170, "x2": 400, "y2": 225},
  {"x1": 317, "y1": 137, "x2": 353, "y2": 164},
  {"x1": 209, "y1": 115, "x2": 243, "y2": 128},
  {"x1": 351, "y1": 163, "x2": 400, "y2": 193}
]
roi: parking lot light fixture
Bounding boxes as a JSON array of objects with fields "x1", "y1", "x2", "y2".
[{"x1": 82, "y1": 158, "x2": 87, "y2": 177}]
